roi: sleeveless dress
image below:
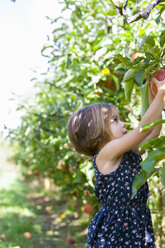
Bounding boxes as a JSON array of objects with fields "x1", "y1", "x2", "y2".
[{"x1": 86, "y1": 150, "x2": 155, "y2": 248}]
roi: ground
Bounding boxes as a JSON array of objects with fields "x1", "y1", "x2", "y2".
[{"x1": 0, "y1": 146, "x2": 89, "y2": 248}]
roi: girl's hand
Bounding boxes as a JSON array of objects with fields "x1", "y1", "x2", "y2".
[
  {"x1": 150, "y1": 78, "x2": 165, "y2": 105},
  {"x1": 151, "y1": 77, "x2": 165, "y2": 94}
]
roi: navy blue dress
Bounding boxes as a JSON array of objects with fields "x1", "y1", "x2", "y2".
[{"x1": 86, "y1": 150, "x2": 155, "y2": 248}]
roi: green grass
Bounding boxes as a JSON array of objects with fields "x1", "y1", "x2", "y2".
[
  {"x1": 0, "y1": 145, "x2": 89, "y2": 248},
  {"x1": 0, "y1": 180, "x2": 37, "y2": 248},
  {"x1": 0, "y1": 178, "x2": 89, "y2": 248}
]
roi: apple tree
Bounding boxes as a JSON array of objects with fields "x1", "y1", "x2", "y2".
[{"x1": 7, "y1": 0, "x2": 165, "y2": 245}]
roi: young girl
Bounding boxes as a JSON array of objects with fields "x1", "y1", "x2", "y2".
[{"x1": 67, "y1": 78, "x2": 165, "y2": 248}]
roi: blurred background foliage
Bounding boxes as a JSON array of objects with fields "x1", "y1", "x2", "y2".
[{"x1": 6, "y1": 0, "x2": 165, "y2": 246}]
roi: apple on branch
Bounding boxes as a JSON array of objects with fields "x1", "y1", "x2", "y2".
[
  {"x1": 130, "y1": 52, "x2": 145, "y2": 61},
  {"x1": 151, "y1": 69, "x2": 165, "y2": 95}
]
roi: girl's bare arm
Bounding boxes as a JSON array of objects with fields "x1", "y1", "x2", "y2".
[
  {"x1": 99, "y1": 81, "x2": 165, "y2": 163},
  {"x1": 133, "y1": 81, "x2": 162, "y2": 155}
]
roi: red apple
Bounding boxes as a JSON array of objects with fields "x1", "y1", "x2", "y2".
[
  {"x1": 151, "y1": 69, "x2": 165, "y2": 95},
  {"x1": 34, "y1": 169, "x2": 39, "y2": 175},
  {"x1": 153, "y1": 69, "x2": 165, "y2": 81},
  {"x1": 24, "y1": 232, "x2": 32, "y2": 239},
  {"x1": 84, "y1": 204, "x2": 93, "y2": 213},
  {"x1": 130, "y1": 52, "x2": 145, "y2": 61},
  {"x1": 66, "y1": 236, "x2": 76, "y2": 244}
]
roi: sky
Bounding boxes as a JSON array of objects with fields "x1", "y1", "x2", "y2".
[{"x1": 0, "y1": 0, "x2": 63, "y2": 132}]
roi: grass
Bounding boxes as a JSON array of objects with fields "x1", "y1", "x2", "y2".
[
  {"x1": 0, "y1": 179, "x2": 36, "y2": 248},
  {"x1": 0, "y1": 178, "x2": 89, "y2": 248},
  {"x1": 0, "y1": 146, "x2": 89, "y2": 248}
]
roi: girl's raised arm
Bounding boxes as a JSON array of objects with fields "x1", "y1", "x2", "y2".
[
  {"x1": 133, "y1": 80, "x2": 163, "y2": 155},
  {"x1": 99, "y1": 80, "x2": 165, "y2": 163}
]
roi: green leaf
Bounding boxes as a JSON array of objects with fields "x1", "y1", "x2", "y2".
[
  {"x1": 139, "y1": 28, "x2": 145, "y2": 36},
  {"x1": 80, "y1": 162, "x2": 94, "y2": 188},
  {"x1": 131, "y1": 170, "x2": 147, "y2": 199},
  {"x1": 160, "y1": 162, "x2": 165, "y2": 187},
  {"x1": 155, "y1": 14, "x2": 161, "y2": 24},
  {"x1": 108, "y1": 8, "x2": 118, "y2": 16},
  {"x1": 123, "y1": 69, "x2": 137, "y2": 82},
  {"x1": 131, "y1": 168, "x2": 159, "y2": 199},
  {"x1": 135, "y1": 70, "x2": 145, "y2": 85},
  {"x1": 140, "y1": 119, "x2": 165, "y2": 131},
  {"x1": 141, "y1": 150, "x2": 165, "y2": 170},
  {"x1": 115, "y1": 54, "x2": 130, "y2": 65},
  {"x1": 141, "y1": 36, "x2": 155, "y2": 48},
  {"x1": 140, "y1": 159, "x2": 156, "y2": 172},
  {"x1": 140, "y1": 83, "x2": 149, "y2": 116},
  {"x1": 144, "y1": 64, "x2": 158, "y2": 75},
  {"x1": 140, "y1": 136, "x2": 165, "y2": 151},
  {"x1": 123, "y1": 79, "x2": 134, "y2": 101},
  {"x1": 160, "y1": 34, "x2": 165, "y2": 47}
]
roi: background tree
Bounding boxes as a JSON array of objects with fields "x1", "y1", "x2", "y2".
[{"x1": 7, "y1": 0, "x2": 165, "y2": 246}]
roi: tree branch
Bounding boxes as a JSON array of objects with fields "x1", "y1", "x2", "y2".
[{"x1": 116, "y1": 0, "x2": 161, "y2": 24}]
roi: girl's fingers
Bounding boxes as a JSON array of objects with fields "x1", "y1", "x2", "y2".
[{"x1": 151, "y1": 77, "x2": 165, "y2": 85}]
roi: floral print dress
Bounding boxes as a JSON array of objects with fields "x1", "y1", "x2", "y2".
[{"x1": 86, "y1": 150, "x2": 155, "y2": 248}]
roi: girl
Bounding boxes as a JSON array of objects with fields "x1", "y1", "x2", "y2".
[{"x1": 67, "y1": 78, "x2": 165, "y2": 248}]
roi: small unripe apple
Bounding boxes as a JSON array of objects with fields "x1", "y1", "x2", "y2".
[
  {"x1": 24, "y1": 232, "x2": 32, "y2": 239},
  {"x1": 64, "y1": 143, "x2": 71, "y2": 150}
]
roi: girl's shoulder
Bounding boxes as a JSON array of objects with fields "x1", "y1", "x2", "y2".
[
  {"x1": 93, "y1": 151, "x2": 125, "y2": 176},
  {"x1": 93, "y1": 150, "x2": 142, "y2": 177}
]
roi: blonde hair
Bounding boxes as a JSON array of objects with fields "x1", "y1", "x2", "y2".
[{"x1": 67, "y1": 103, "x2": 114, "y2": 156}]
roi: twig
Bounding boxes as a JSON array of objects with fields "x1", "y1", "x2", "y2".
[
  {"x1": 124, "y1": 0, "x2": 129, "y2": 9},
  {"x1": 116, "y1": 0, "x2": 161, "y2": 24}
]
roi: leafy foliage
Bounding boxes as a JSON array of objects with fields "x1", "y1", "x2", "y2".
[
  {"x1": 132, "y1": 121, "x2": 165, "y2": 198},
  {"x1": 6, "y1": 0, "x2": 165, "y2": 245}
]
